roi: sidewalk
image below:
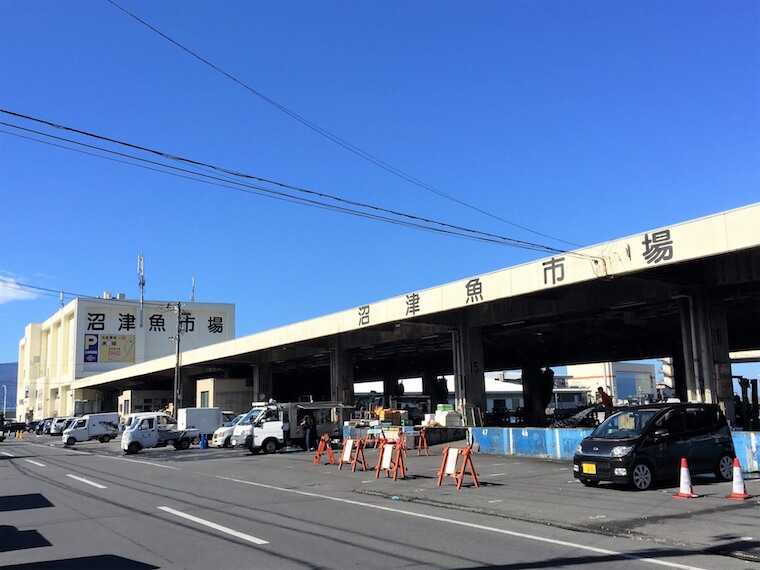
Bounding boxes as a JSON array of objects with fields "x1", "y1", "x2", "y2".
[{"x1": 314, "y1": 441, "x2": 760, "y2": 563}]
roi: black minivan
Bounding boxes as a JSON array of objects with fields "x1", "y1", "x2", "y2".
[{"x1": 573, "y1": 403, "x2": 735, "y2": 490}]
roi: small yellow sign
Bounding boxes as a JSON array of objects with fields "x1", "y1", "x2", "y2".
[
  {"x1": 100, "y1": 335, "x2": 135, "y2": 363},
  {"x1": 582, "y1": 463, "x2": 597, "y2": 475}
]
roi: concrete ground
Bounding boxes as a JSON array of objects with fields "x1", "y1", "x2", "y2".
[{"x1": 320, "y1": 439, "x2": 760, "y2": 564}]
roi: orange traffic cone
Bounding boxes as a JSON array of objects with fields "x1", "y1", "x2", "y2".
[
  {"x1": 727, "y1": 457, "x2": 751, "y2": 501},
  {"x1": 673, "y1": 458, "x2": 698, "y2": 499}
]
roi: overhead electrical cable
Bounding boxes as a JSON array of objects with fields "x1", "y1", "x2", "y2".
[
  {"x1": 106, "y1": 0, "x2": 581, "y2": 250},
  {"x1": 0, "y1": 277, "x2": 199, "y2": 310},
  {"x1": 1, "y1": 110, "x2": 588, "y2": 257},
  {"x1": 0, "y1": 123, "x2": 543, "y2": 249}
]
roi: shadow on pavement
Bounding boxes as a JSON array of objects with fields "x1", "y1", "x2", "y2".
[
  {"x1": 0, "y1": 555, "x2": 159, "y2": 569},
  {"x1": 0, "y1": 526, "x2": 52, "y2": 552},
  {"x1": 0, "y1": 494, "x2": 54, "y2": 512}
]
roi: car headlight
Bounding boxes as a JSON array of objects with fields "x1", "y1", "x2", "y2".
[
  {"x1": 610, "y1": 445, "x2": 633, "y2": 457},
  {"x1": 575, "y1": 444, "x2": 582, "y2": 454}
]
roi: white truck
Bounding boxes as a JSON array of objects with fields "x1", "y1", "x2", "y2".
[
  {"x1": 62, "y1": 412, "x2": 119, "y2": 445},
  {"x1": 232, "y1": 401, "x2": 353, "y2": 454},
  {"x1": 121, "y1": 413, "x2": 199, "y2": 454},
  {"x1": 120, "y1": 411, "x2": 176, "y2": 433},
  {"x1": 177, "y1": 407, "x2": 228, "y2": 441}
]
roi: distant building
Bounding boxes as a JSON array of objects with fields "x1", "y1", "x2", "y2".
[
  {"x1": 16, "y1": 294, "x2": 235, "y2": 421},
  {"x1": 1, "y1": 362, "x2": 18, "y2": 419},
  {"x1": 565, "y1": 362, "x2": 657, "y2": 405}
]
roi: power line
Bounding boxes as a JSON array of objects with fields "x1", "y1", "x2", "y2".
[
  {"x1": 0, "y1": 278, "x2": 189, "y2": 311},
  {"x1": 1, "y1": 110, "x2": 585, "y2": 255},
  {"x1": 106, "y1": 0, "x2": 581, "y2": 250}
]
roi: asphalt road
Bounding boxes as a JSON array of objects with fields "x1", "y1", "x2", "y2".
[{"x1": 1, "y1": 435, "x2": 758, "y2": 569}]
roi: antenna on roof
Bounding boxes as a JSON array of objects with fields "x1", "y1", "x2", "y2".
[
  {"x1": 137, "y1": 253, "x2": 146, "y2": 327},
  {"x1": 190, "y1": 277, "x2": 195, "y2": 303}
]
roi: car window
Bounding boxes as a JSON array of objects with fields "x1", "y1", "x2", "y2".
[
  {"x1": 658, "y1": 410, "x2": 686, "y2": 434},
  {"x1": 685, "y1": 407, "x2": 717, "y2": 431}
]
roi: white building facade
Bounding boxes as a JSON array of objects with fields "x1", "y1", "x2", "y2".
[{"x1": 16, "y1": 295, "x2": 234, "y2": 421}]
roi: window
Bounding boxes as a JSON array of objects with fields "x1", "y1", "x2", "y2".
[
  {"x1": 685, "y1": 407, "x2": 716, "y2": 431},
  {"x1": 660, "y1": 410, "x2": 686, "y2": 434},
  {"x1": 200, "y1": 391, "x2": 209, "y2": 408}
]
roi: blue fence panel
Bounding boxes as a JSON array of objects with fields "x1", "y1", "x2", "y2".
[
  {"x1": 471, "y1": 427, "x2": 759, "y2": 473},
  {"x1": 512, "y1": 428, "x2": 548, "y2": 457},
  {"x1": 732, "y1": 432, "x2": 759, "y2": 472},
  {"x1": 471, "y1": 427, "x2": 506, "y2": 454}
]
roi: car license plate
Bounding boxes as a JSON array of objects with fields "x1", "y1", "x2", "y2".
[{"x1": 582, "y1": 463, "x2": 597, "y2": 475}]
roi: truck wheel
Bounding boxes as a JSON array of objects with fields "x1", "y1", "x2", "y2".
[
  {"x1": 176, "y1": 438, "x2": 190, "y2": 451},
  {"x1": 99, "y1": 435, "x2": 111, "y2": 444},
  {"x1": 65, "y1": 437, "x2": 76, "y2": 446},
  {"x1": 248, "y1": 446, "x2": 260, "y2": 455},
  {"x1": 126, "y1": 442, "x2": 141, "y2": 455},
  {"x1": 262, "y1": 438, "x2": 278, "y2": 454},
  {"x1": 223, "y1": 436, "x2": 231, "y2": 448}
]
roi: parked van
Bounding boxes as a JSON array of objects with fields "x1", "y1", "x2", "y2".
[
  {"x1": 573, "y1": 403, "x2": 735, "y2": 490},
  {"x1": 50, "y1": 417, "x2": 76, "y2": 435}
]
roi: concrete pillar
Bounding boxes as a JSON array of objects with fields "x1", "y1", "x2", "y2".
[
  {"x1": 252, "y1": 361, "x2": 273, "y2": 402},
  {"x1": 330, "y1": 346, "x2": 355, "y2": 404},
  {"x1": 451, "y1": 326, "x2": 486, "y2": 414},
  {"x1": 676, "y1": 292, "x2": 734, "y2": 420},
  {"x1": 677, "y1": 297, "x2": 700, "y2": 401},
  {"x1": 382, "y1": 373, "x2": 401, "y2": 407},
  {"x1": 709, "y1": 304, "x2": 735, "y2": 422}
]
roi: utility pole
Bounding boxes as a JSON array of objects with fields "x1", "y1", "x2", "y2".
[
  {"x1": 172, "y1": 302, "x2": 182, "y2": 416},
  {"x1": 138, "y1": 254, "x2": 146, "y2": 328}
]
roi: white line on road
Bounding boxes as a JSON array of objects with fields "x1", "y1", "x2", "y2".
[
  {"x1": 210, "y1": 474, "x2": 707, "y2": 570},
  {"x1": 25, "y1": 459, "x2": 46, "y2": 467},
  {"x1": 1, "y1": 452, "x2": 14, "y2": 457},
  {"x1": 487, "y1": 473, "x2": 508, "y2": 477},
  {"x1": 98, "y1": 455, "x2": 179, "y2": 470},
  {"x1": 158, "y1": 506, "x2": 269, "y2": 545},
  {"x1": 66, "y1": 474, "x2": 107, "y2": 489}
]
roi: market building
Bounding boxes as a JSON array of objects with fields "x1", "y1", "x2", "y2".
[{"x1": 16, "y1": 294, "x2": 234, "y2": 421}]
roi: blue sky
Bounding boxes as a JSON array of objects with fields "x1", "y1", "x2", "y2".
[{"x1": 1, "y1": 1, "x2": 758, "y2": 382}]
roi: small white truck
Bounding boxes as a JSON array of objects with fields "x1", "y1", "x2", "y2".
[
  {"x1": 62, "y1": 412, "x2": 119, "y2": 445},
  {"x1": 233, "y1": 401, "x2": 353, "y2": 454},
  {"x1": 177, "y1": 407, "x2": 228, "y2": 441},
  {"x1": 121, "y1": 413, "x2": 199, "y2": 454}
]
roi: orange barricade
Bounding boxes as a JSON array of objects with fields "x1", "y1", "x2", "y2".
[
  {"x1": 312, "y1": 433, "x2": 336, "y2": 465},
  {"x1": 339, "y1": 438, "x2": 368, "y2": 472},
  {"x1": 401, "y1": 428, "x2": 428, "y2": 456},
  {"x1": 436, "y1": 445, "x2": 479, "y2": 489},
  {"x1": 374, "y1": 440, "x2": 406, "y2": 481},
  {"x1": 363, "y1": 428, "x2": 383, "y2": 448}
]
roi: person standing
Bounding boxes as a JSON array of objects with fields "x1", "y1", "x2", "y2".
[
  {"x1": 300, "y1": 414, "x2": 315, "y2": 451},
  {"x1": 598, "y1": 387, "x2": 613, "y2": 419}
]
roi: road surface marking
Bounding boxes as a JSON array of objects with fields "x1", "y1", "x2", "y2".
[
  {"x1": 99, "y1": 455, "x2": 179, "y2": 470},
  {"x1": 25, "y1": 459, "x2": 46, "y2": 467},
  {"x1": 211, "y1": 474, "x2": 707, "y2": 570},
  {"x1": 488, "y1": 499, "x2": 503, "y2": 504},
  {"x1": 1, "y1": 452, "x2": 14, "y2": 457},
  {"x1": 66, "y1": 474, "x2": 107, "y2": 489},
  {"x1": 487, "y1": 473, "x2": 508, "y2": 477},
  {"x1": 158, "y1": 506, "x2": 269, "y2": 545}
]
